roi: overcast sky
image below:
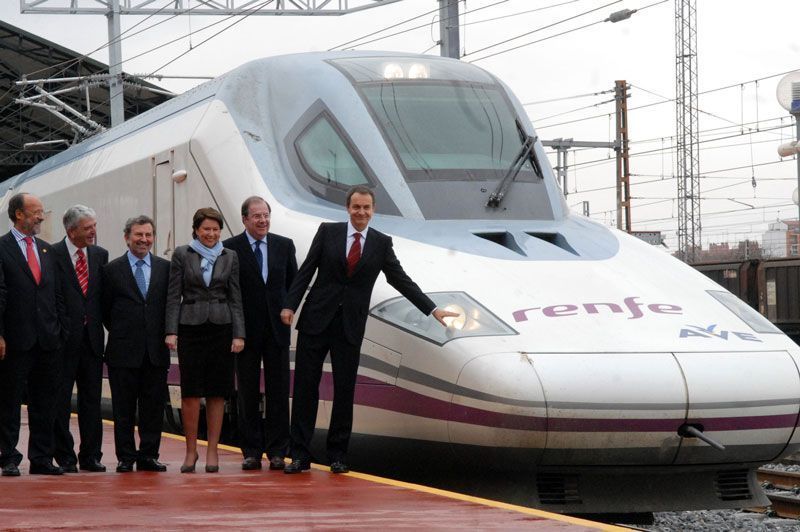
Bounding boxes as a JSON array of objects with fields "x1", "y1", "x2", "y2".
[{"x1": 3, "y1": 0, "x2": 800, "y2": 249}]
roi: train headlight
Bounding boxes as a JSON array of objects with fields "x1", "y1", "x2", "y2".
[
  {"x1": 371, "y1": 291, "x2": 517, "y2": 345},
  {"x1": 407, "y1": 63, "x2": 430, "y2": 79},
  {"x1": 442, "y1": 304, "x2": 466, "y2": 329},
  {"x1": 383, "y1": 63, "x2": 405, "y2": 79},
  {"x1": 707, "y1": 290, "x2": 782, "y2": 334}
]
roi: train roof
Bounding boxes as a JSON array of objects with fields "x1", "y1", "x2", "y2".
[{"x1": 10, "y1": 51, "x2": 480, "y2": 189}]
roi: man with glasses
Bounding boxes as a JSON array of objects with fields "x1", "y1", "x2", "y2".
[
  {"x1": 0, "y1": 192, "x2": 67, "y2": 476},
  {"x1": 224, "y1": 197, "x2": 297, "y2": 471}
]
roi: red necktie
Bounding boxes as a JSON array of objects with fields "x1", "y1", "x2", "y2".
[
  {"x1": 75, "y1": 248, "x2": 88, "y2": 296},
  {"x1": 24, "y1": 236, "x2": 41, "y2": 285},
  {"x1": 347, "y1": 233, "x2": 361, "y2": 277}
]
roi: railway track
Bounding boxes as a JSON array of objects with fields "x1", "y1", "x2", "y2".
[{"x1": 753, "y1": 468, "x2": 800, "y2": 519}]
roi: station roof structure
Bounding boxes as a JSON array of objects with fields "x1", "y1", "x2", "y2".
[{"x1": 0, "y1": 20, "x2": 172, "y2": 183}]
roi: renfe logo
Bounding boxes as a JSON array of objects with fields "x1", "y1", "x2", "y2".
[{"x1": 512, "y1": 296, "x2": 682, "y2": 322}]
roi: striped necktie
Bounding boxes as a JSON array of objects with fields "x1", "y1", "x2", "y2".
[{"x1": 75, "y1": 248, "x2": 88, "y2": 296}]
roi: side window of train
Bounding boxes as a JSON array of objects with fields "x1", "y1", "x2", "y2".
[
  {"x1": 285, "y1": 100, "x2": 401, "y2": 215},
  {"x1": 296, "y1": 115, "x2": 368, "y2": 187}
]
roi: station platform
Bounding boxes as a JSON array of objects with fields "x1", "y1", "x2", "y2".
[{"x1": 1, "y1": 414, "x2": 623, "y2": 530}]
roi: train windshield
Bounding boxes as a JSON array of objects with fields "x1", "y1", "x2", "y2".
[
  {"x1": 329, "y1": 57, "x2": 554, "y2": 220},
  {"x1": 360, "y1": 83, "x2": 536, "y2": 181}
]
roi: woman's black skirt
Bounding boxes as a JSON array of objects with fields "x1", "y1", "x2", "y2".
[{"x1": 177, "y1": 322, "x2": 234, "y2": 398}]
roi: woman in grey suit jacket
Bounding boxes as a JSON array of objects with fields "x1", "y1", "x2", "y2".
[{"x1": 165, "y1": 208, "x2": 245, "y2": 473}]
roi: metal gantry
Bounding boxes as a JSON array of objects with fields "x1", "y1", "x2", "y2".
[
  {"x1": 675, "y1": 0, "x2": 700, "y2": 262},
  {"x1": 19, "y1": 0, "x2": 403, "y2": 16}
]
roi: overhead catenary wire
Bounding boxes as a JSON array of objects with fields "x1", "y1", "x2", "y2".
[
  {"x1": 458, "y1": 0, "x2": 585, "y2": 28},
  {"x1": 329, "y1": 0, "x2": 512, "y2": 51},
  {"x1": 464, "y1": 0, "x2": 623, "y2": 61},
  {"x1": 467, "y1": 0, "x2": 668, "y2": 63},
  {"x1": 522, "y1": 88, "x2": 616, "y2": 106},
  {"x1": 556, "y1": 122, "x2": 794, "y2": 173},
  {"x1": 537, "y1": 67, "x2": 800, "y2": 130}
]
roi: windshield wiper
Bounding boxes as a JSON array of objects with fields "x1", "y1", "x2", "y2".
[{"x1": 486, "y1": 120, "x2": 543, "y2": 208}]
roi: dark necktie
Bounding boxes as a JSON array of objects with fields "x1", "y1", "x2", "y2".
[
  {"x1": 347, "y1": 233, "x2": 361, "y2": 277},
  {"x1": 134, "y1": 259, "x2": 147, "y2": 298},
  {"x1": 24, "y1": 236, "x2": 41, "y2": 285},
  {"x1": 75, "y1": 248, "x2": 88, "y2": 296},
  {"x1": 254, "y1": 240, "x2": 265, "y2": 283}
]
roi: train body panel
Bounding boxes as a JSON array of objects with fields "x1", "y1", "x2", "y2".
[{"x1": 9, "y1": 51, "x2": 799, "y2": 513}]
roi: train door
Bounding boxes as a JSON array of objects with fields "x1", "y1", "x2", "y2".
[{"x1": 153, "y1": 152, "x2": 175, "y2": 259}]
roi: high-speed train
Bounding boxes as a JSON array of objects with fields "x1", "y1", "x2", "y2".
[{"x1": 5, "y1": 51, "x2": 800, "y2": 514}]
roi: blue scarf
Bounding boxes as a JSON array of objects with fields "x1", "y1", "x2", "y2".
[{"x1": 189, "y1": 239, "x2": 224, "y2": 287}]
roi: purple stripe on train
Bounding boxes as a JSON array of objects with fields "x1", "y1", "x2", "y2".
[{"x1": 161, "y1": 364, "x2": 798, "y2": 433}]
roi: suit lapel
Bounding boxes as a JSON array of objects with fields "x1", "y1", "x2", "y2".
[
  {"x1": 86, "y1": 246, "x2": 101, "y2": 297},
  {"x1": 265, "y1": 233, "x2": 278, "y2": 285},
  {"x1": 338, "y1": 223, "x2": 349, "y2": 274},
  {"x1": 34, "y1": 237, "x2": 51, "y2": 285},
  {"x1": 239, "y1": 233, "x2": 263, "y2": 283},
  {"x1": 58, "y1": 240, "x2": 83, "y2": 295},
  {"x1": 185, "y1": 247, "x2": 203, "y2": 284},
  {"x1": 146, "y1": 254, "x2": 163, "y2": 302},
  {"x1": 2, "y1": 232, "x2": 36, "y2": 284},
  {"x1": 210, "y1": 249, "x2": 228, "y2": 285}
]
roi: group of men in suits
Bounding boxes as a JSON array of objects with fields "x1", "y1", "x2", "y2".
[
  {"x1": 0, "y1": 186, "x2": 450, "y2": 477},
  {"x1": 0, "y1": 195, "x2": 171, "y2": 476}
]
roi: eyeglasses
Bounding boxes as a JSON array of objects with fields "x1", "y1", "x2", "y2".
[{"x1": 249, "y1": 213, "x2": 271, "y2": 221}]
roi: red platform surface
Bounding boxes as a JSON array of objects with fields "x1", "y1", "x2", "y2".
[{"x1": 0, "y1": 414, "x2": 624, "y2": 531}]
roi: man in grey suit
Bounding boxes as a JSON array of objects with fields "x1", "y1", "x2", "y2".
[{"x1": 102, "y1": 215, "x2": 170, "y2": 473}]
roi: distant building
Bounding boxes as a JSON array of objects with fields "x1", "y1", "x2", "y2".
[{"x1": 762, "y1": 220, "x2": 800, "y2": 258}]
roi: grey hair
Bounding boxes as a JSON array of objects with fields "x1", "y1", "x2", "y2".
[
  {"x1": 62, "y1": 204, "x2": 97, "y2": 231},
  {"x1": 123, "y1": 215, "x2": 155, "y2": 236}
]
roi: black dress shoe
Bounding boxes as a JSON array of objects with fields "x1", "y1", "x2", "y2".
[
  {"x1": 268, "y1": 456, "x2": 285, "y2": 470},
  {"x1": 61, "y1": 464, "x2": 79, "y2": 473},
  {"x1": 241, "y1": 457, "x2": 262, "y2": 471},
  {"x1": 1, "y1": 463, "x2": 20, "y2": 477},
  {"x1": 136, "y1": 458, "x2": 167, "y2": 472},
  {"x1": 30, "y1": 461, "x2": 64, "y2": 475},
  {"x1": 283, "y1": 459, "x2": 310, "y2": 474},
  {"x1": 116, "y1": 461, "x2": 135, "y2": 473},
  {"x1": 80, "y1": 460, "x2": 106, "y2": 473},
  {"x1": 330, "y1": 461, "x2": 349, "y2": 474}
]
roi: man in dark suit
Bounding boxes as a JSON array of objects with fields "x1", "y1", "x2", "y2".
[
  {"x1": 0, "y1": 192, "x2": 68, "y2": 476},
  {"x1": 223, "y1": 196, "x2": 297, "y2": 471},
  {"x1": 52, "y1": 205, "x2": 108, "y2": 473},
  {"x1": 102, "y1": 215, "x2": 170, "y2": 473},
  {"x1": 280, "y1": 185, "x2": 456, "y2": 474}
]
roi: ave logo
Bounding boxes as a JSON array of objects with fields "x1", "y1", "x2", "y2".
[{"x1": 679, "y1": 324, "x2": 761, "y2": 342}]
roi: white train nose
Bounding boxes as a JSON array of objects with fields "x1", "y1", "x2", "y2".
[
  {"x1": 452, "y1": 351, "x2": 800, "y2": 467},
  {"x1": 532, "y1": 353, "x2": 686, "y2": 465},
  {"x1": 447, "y1": 352, "x2": 546, "y2": 462}
]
